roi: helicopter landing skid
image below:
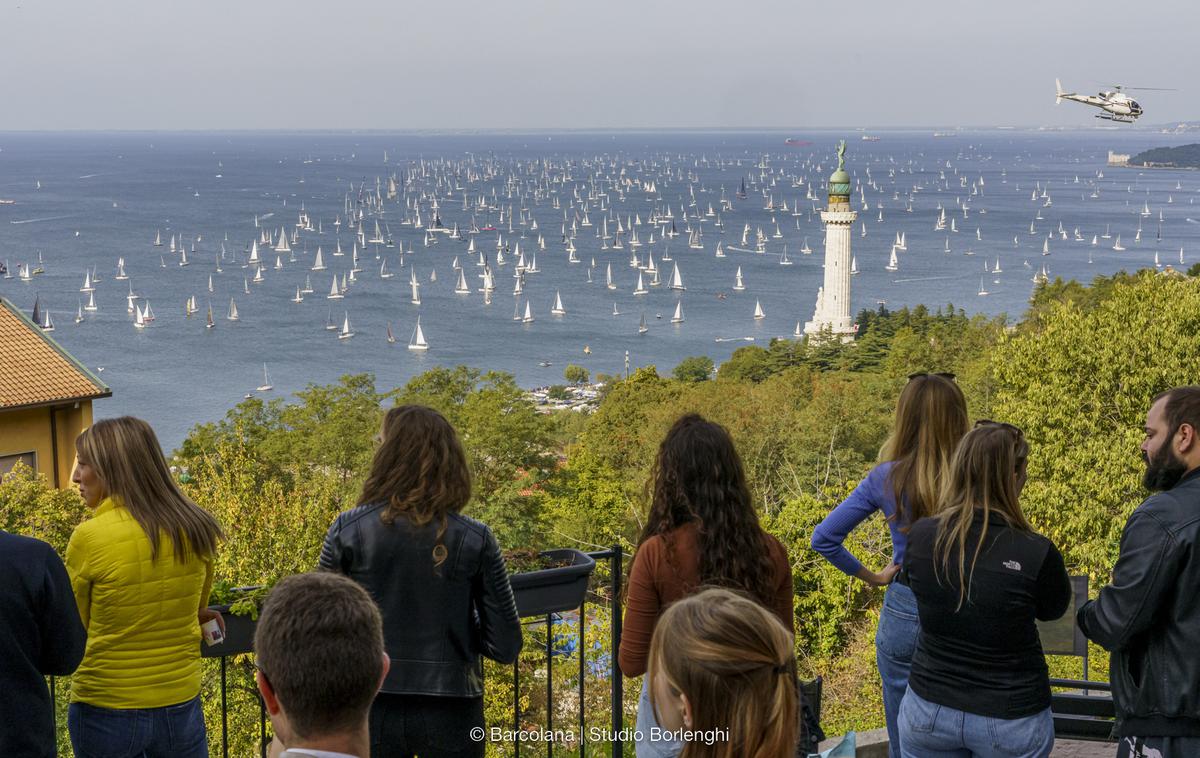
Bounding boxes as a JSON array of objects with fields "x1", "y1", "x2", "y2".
[{"x1": 1096, "y1": 113, "x2": 1137, "y2": 123}]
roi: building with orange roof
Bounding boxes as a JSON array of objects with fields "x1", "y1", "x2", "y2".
[{"x1": 0, "y1": 296, "x2": 110, "y2": 487}]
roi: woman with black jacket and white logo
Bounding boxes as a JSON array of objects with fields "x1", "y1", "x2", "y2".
[
  {"x1": 898, "y1": 422, "x2": 1071, "y2": 758},
  {"x1": 319, "y1": 405, "x2": 522, "y2": 758}
]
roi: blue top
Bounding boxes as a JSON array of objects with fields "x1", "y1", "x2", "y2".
[{"x1": 811, "y1": 461, "x2": 908, "y2": 576}]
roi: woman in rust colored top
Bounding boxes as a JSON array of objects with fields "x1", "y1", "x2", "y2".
[{"x1": 618, "y1": 414, "x2": 793, "y2": 757}]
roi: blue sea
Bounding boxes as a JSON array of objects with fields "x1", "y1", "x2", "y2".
[{"x1": 1, "y1": 129, "x2": 1196, "y2": 451}]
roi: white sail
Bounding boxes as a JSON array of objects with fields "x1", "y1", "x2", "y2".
[
  {"x1": 886, "y1": 246, "x2": 899, "y2": 272},
  {"x1": 669, "y1": 263, "x2": 685, "y2": 290},
  {"x1": 257, "y1": 364, "x2": 274, "y2": 391},
  {"x1": 551, "y1": 291, "x2": 566, "y2": 315},
  {"x1": 338, "y1": 312, "x2": 354, "y2": 339},
  {"x1": 522, "y1": 300, "x2": 534, "y2": 323},
  {"x1": 733, "y1": 266, "x2": 745, "y2": 291},
  {"x1": 227, "y1": 298, "x2": 239, "y2": 321},
  {"x1": 312, "y1": 248, "x2": 326, "y2": 270},
  {"x1": 753, "y1": 300, "x2": 765, "y2": 320},
  {"x1": 671, "y1": 301, "x2": 684, "y2": 324},
  {"x1": 455, "y1": 268, "x2": 470, "y2": 294},
  {"x1": 408, "y1": 316, "x2": 429, "y2": 351}
]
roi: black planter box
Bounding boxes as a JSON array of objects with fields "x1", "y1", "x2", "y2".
[
  {"x1": 509, "y1": 549, "x2": 596, "y2": 617},
  {"x1": 199, "y1": 603, "x2": 257, "y2": 658}
]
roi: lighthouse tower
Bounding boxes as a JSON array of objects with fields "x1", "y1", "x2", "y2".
[{"x1": 803, "y1": 140, "x2": 857, "y2": 342}]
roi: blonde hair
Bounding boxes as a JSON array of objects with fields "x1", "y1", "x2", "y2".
[
  {"x1": 880, "y1": 374, "x2": 970, "y2": 529},
  {"x1": 76, "y1": 417, "x2": 222, "y2": 562},
  {"x1": 648, "y1": 588, "x2": 798, "y2": 758},
  {"x1": 933, "y1": 422, "x2": 1031, "y2": 609}
]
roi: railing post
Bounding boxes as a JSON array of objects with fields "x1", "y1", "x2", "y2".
[
  {"x1": 579, "y1": 597, "x2": 586, "y2": 758},
  {"x1": 546, "y1": 612, "x2": 553, "y2": 758},
  {"x1": 220, "y1": 655, "x2": 229, "y2": 758},
  {"x1": 610, "y1": 544, "x2": 623, "y2": 758},
  {"x1": 514, "y1": 656, "x2": 521, "y2": 758}
]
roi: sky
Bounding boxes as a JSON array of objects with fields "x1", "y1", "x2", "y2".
[{"x1": 0, "y1": 0, "x2": 1195, "y2": 130}]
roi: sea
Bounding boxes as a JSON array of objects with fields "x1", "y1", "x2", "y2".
[{"x1": 1, "y1": 129, "x2": 1196, "y2": 452}]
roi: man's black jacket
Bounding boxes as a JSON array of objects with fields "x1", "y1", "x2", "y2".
[
  {"x1": 1078, "y1": 466, "x2": 1200, "y2": 737},
  {"x1": 0, "y1": 531, "x2": 86, "y2": 757},
  {"x1": 319, "y1": 504, "x2": 522, "y2": 697}
]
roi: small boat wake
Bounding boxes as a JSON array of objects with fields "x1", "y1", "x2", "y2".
[
  {"x1": 892, "y1": 275, "x2": 958, "y2": 283},
  {"x1": 10, "y1": 214, "x2": 78, "y2": 225}
]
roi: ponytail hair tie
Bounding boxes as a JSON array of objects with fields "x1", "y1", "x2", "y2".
[{"x1": 772, "y1": 663, "x2": 789, "y2": 675}]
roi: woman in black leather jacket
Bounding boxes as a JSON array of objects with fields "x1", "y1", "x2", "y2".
[{"x1": 319, "y1": 404, "x2": 522, "y2": 758}]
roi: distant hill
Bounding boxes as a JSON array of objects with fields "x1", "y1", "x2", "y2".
[{"x1": 1130, "y1": 144, "x2": 1200, "y2": 168}]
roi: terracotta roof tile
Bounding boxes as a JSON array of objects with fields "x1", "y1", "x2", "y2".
[{"x1": 0, "y1": 297, "x2": 110, "y2": 409}]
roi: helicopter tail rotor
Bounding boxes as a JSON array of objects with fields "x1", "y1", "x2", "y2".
[{"x1": 1055, "y1": 78, "x2": 1066, "y2": 104}]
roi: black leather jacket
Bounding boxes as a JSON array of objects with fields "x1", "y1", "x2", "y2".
[
  {"x1": 319, "y1": 503, "x2": 522, "y2": 697},
  {"x1": 1078, "y1": 466, "x2": 1200, "y2": 737}
]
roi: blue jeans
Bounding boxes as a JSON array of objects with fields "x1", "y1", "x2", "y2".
[
  {"x1": 634, "y1": 677, "x2": 683, "y2": 758},
  {"x1": 898, "y1": 686, "x2": 1054, "y2": 758},
  {"x1": 68, "y1": 697, "x2": 208, "y2": 758},
  {"x1": 876, "y1": 581, "x2": 919, "y2": 758}
]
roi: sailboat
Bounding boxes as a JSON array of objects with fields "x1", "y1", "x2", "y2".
[
  {"x1": 256, "y1": 364, "x2": 274, "y2": 392},
  {"x1": 80, "y1": 270, "x2": 93, "y2": 292},
  {"x1": 851, "y1": 256, "x2": 860, "y2": 275},
  {"x1": 606, "y1": 263, "x2": 615, "y2": 290},
  {"x1": 779, "y1": 246, "x2": 792, "y2": 266},
  {"x1": 133, "y1": 305, "x2": 145, "y2": 330},
  {"x1": 327, "y1": 275, "x2": 344, "y2": 299},
  {"x1": 753, "y1": 300, "x2": 765, "y2": 320},
  {"x1": 408, "y1": 316, "x2": 429, "y2": 351},
  {"x1": 670, "y1": 301, "x2": 684, "y2": 324},
  {"x1": 84, "y1": 290, "x2": 98, "y2": 312},
  {"x1": 522, "y1": 300, "x2": 535, "y2": 323},
  {"x1": 379, "y1": 259, "x2": 393, "y2": 279},
  {"x1": 800, "y1": 237, "x2": 813, "y2": 254},
  {"x1": 612, "y1": 302, "x2": 621, "y2": 316},
  {"x1": 205, "y1": 303, "x2": 215, "y2": 329},
  {"x1": 312, "y1": 248, "x2": 326, "y2": 270},
  {"x1": 338, "y1": 312, "x2": 354, "y2": 340},
  {"x1": 386, "y1": 322, "x2": 397, "y2": 344},
  {"x1": 455, "y1": 268, "x2": 470, "y2": 294},
  {"x1": 292, "y1": 287, "x2": 304, "y2": 303},
  {"x1": 633, "y1": 271, "x2": 648, "y2": 295},
  {"x1": 638, "y1": 313, "x2": 648, "y2": 334},
  {"x1": 669, "y1": 264, "x2": 685, "y2": 291},
  {"x1": 978, "y1": 277, "x2": 990, "y2": 296},
  {"x1": 75, "y1": 301, "x2": 85, "y2": 324},
  {"x1": 227, "y1": 298, "x2": 239, "y2": 321},
  {"x1": 885, "y1": 246, "x2": 899, "y2": 272},
  {"x1": 733, "y1": 266, "x2": 746, "y2": 291},
  {"x1": 551, "y1": 291, "x2": 566, "y2": 316},
  {"x1": 1112, "y1": 235, "x2": 1126, "y2": 252}
]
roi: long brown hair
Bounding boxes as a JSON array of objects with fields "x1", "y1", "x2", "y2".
[
  {"x1": 637, "y1": 414, "x2": 778, "y2": 607},
  {"x1": 933, "y1": 422, "x2": 1031, "y2": 610},
  {"x1": 880, "y1": 374, "x2": 969, "y2": 529},
  {"x1": 75, "y1": 417, "x2": 222, "y2": 562},
  {"x1": 358, "y1": 404, "x2": 471, "y2": 566},
  {"x1": 649, "y1": 588, "x2": 798, "y2": 758}
]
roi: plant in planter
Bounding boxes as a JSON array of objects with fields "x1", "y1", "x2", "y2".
[
  {"x1": 505, "y1": 547, "x2": 596, "y2": 617},
  {"x1": 201, "y1": 581, "x2": 269, "y2": 658}
]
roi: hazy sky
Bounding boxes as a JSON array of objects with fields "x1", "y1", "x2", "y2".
[{"x1": 1, "y1": 0, "x2": 1195, "y2": 130}]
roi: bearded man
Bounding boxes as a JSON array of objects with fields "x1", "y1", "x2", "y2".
[{"x1": 1078, "y1": 386, "x2": 1200, "y2": 758}]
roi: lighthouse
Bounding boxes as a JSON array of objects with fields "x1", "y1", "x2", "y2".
[{"x1": 803, "y1": 140, "x2": 857, "y2": 342}]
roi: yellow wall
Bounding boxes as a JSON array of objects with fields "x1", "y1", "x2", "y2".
[{"x1": 0, "y1": 401, "x2": 93, "y2": 488}]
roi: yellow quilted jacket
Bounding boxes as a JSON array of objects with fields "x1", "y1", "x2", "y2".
[{"x1": 65, "y1": 496, "x2": 214, "y2": 708}]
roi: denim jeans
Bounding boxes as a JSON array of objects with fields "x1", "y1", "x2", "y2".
[
  {"x1": 634, "y1": 677, "x2": 683, "y2": 758},
  {"x1": 68, "y1": 696, "x2": 207, "y2": 758},
  {"x1": 898, "y1": 686, "x2": 1054, "y2": 758},
  {"x1": 876, "y1": 581, "x2": 919, "y2": 758}
]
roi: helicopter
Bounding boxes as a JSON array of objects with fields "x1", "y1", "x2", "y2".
[{"x1": 1055, "y1": 79, "x2": 1172, "y2": 123}]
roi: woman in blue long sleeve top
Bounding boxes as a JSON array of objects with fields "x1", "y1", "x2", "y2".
[{"x1": 811, "y1": 373, "x2": 968, "y2": 758}]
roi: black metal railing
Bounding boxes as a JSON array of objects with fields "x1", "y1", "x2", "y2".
[{"x1": 50, "y1": 547, "x2": 629, "y2": 758}]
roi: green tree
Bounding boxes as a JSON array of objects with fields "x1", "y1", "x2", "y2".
[
  {"x1": 992, "y1": 271, "x2": 1200, "y2": 579},
  {"x1": 672, "y1": 355, "x2": 714, "y2": 382},
  {"x1": 563, "y1": 364, "x2": 590, "y2": 385}
]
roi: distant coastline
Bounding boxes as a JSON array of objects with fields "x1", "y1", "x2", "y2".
[{"x1": 1128, "y1": 143, "x2": 1200, "y2": 169}]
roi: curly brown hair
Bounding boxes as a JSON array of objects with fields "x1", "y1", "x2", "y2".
[
  {"x1": 636, "y1": 414, "x2": 778, "y2": 606},
  {"x1": 358, "y1": 404, "x2": 471, "y2": 566}
]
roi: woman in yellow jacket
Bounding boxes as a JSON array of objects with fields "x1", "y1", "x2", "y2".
[{"x1": 66, "y1": 417, "x2": 223, "y2": 758}]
